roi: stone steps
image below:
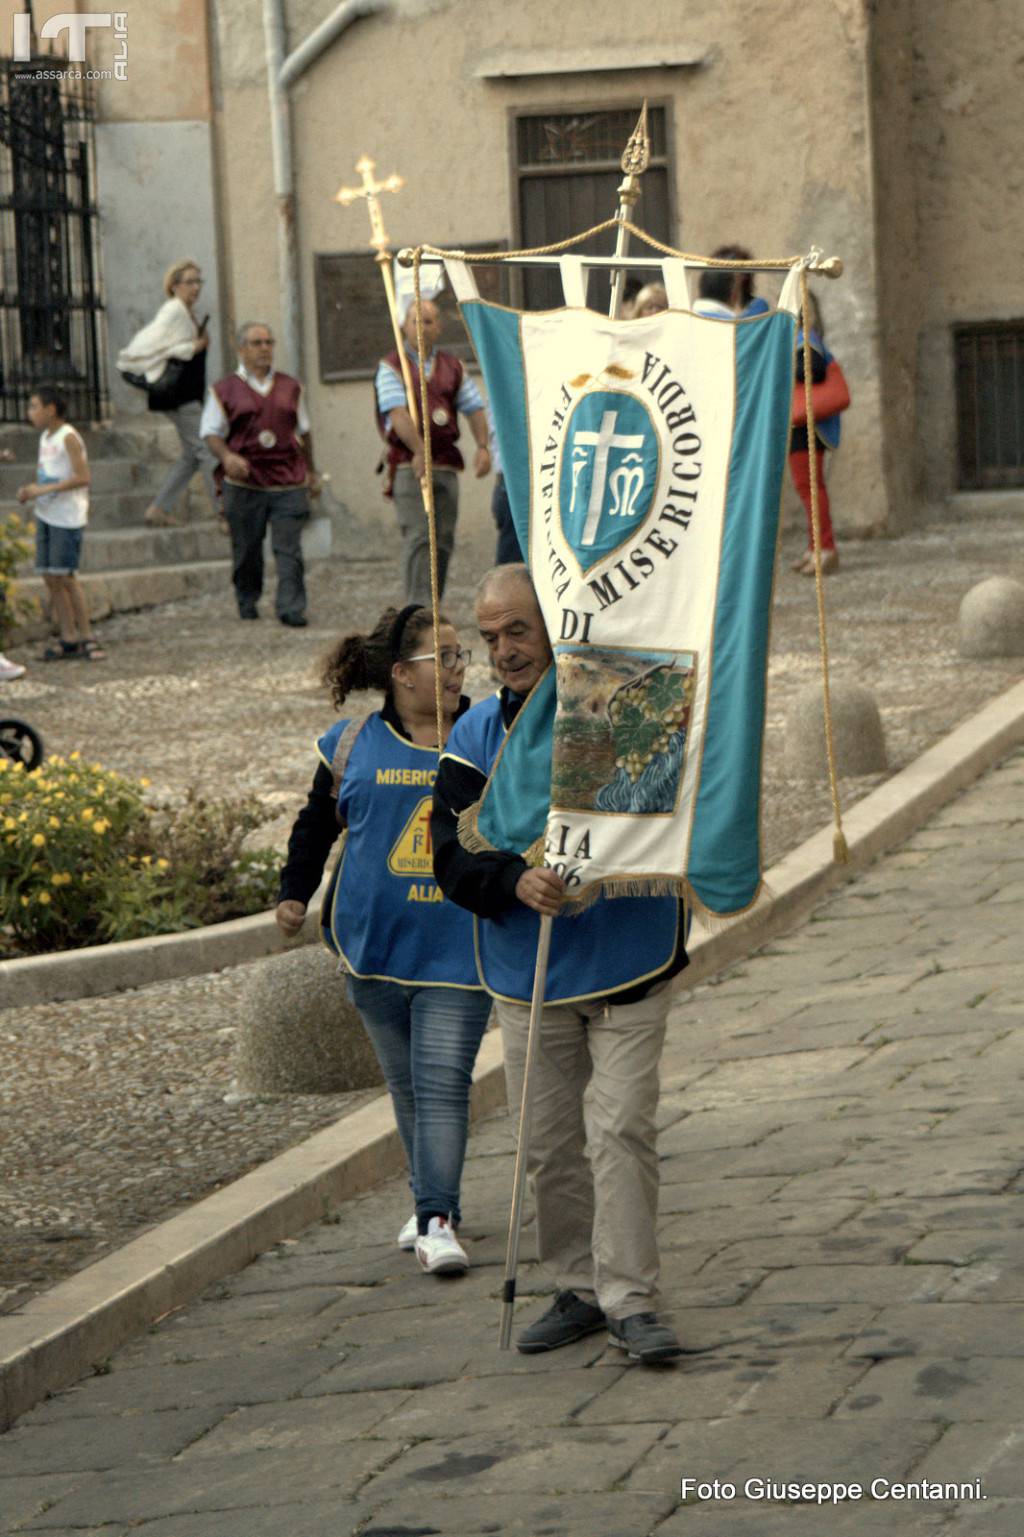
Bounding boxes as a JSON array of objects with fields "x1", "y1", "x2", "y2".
[
  {"x1": 77, "y1": 522, "x2": 229, "y2": 573},
  {"x1": 0, "y1": 457, "x2": 154, "y2": 499},
  {"x1": 12, "y1": 559, "x2": 231, "y2": 641},
  {"x1": 1, "y1": 490, "x2": 156, "y2": 530}
]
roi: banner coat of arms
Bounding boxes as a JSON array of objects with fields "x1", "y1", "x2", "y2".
[{"x1": 445, "y1": 258, "x2": 803, "y2": 918}]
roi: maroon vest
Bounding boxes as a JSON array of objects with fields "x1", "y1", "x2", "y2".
[
  {"x1": 376, "y1": 349, "x2": 465, "y2": 476},
  {"x1": 214, "y1": 373, "x2": 307, "y2": 488}
]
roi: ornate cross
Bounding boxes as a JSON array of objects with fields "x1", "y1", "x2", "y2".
[{"x1": 336, "y1": 156, "x2": 405, "y2": 259}]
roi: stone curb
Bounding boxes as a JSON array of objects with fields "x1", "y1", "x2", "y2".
[
  {"x1": 1, "y1": 676, "x2": 1023, "y2": 1428},
  {"x1": 682, "y1": 673, "x2": 1024, "y2": 984},
  {"x1": 0, "y1": 888, "x2": 325, "y2": 1010}
]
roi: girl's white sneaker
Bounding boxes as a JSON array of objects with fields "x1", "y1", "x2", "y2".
[
  {"x1": 397, "y1": 1214, "x2": 418, "y2": 1250},
  {"x1": 414, "y1": 1216, "x2": 468, "y2": 1275}
]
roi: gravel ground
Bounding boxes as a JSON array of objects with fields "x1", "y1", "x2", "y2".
[{"x1": 1, "y1": 506, "x2": 1022, "y2": 1309}]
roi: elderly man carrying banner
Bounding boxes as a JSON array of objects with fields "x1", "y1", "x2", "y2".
[
  {"x1": 433, "y1": 562, "x2": 689, "y2": 1363},
  {"x1": 431, "y1": 246, "x2": 809, "y2": 1362}
]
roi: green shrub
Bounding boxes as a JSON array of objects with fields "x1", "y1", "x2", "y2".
[
  {"x1": 0, "y1": 754, "x2": 280, "y2": 956},
  {"x1": 0, "y1": 512, "x2": 33, "y2": 645}
]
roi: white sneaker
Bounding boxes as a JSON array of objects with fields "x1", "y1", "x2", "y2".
[
  {"x1": 0, "y1": 655, "x2": 26, "y2": 682},
  {"x1": 397, "y1": 1214, "x2": 418, "y2": 1251},
  {"x1": 414, "y1": 1215, "x2": 469, "y2": 1276}
]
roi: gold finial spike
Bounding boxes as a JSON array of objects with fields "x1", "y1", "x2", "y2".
[{"x1": 621, "y1": 100, "x2": 651, "y2": 179}]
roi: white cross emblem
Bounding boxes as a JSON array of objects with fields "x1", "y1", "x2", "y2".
[{"x1": 572, "y1": 410, "x2": 645, "y2": 546}]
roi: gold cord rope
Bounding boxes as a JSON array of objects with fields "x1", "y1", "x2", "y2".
[
  {"x1": 800, "y1": 266, "x2": 848, "y2": 864},
  {"x1": 412, "y1": 250, "x2": 446, "y2": 756},
  {"x1": 408, "y1": 217, "x2": 805, "y2": 273}
]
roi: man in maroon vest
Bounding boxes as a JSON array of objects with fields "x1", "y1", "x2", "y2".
[
  {"x1": 201, "y1": 322, "x2": 320, "y2": 625},
  {"x1": 374, "y1": 299, "x2": 490, "y2": 605}
]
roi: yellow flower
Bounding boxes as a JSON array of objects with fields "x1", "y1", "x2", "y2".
[
  {"x1": 140, "y1": 854, "x2": 152, "y2": 866},
  {"x1": 20, "y1": 895, "x2": 29, "y2": 907},
  {"x1": 93, "y1": 818, "x2": 110, "y2": 835},
  {"x1": 3, "y1": 818, "x2": 14, "y2": 831},
  {"x1": 139, "y1": 777, "x2": 151, "y2": 789},
  {"x1": 69, "y1": 751, "x2": 81, "y2": 761},
  {"x1": 38, "y1": 890, "x2": 51, "y2": 905},
  {"x1": 0, "y1": 760, "x2": 8, "y2": 773},
  {"x1": 156, "y1": 857, "x2": 169, "y2": 870},
  {"x1": 31, "y1": 832, "x2": 45, "y2": 848},
  {"x1": 81, "y1": 808, "x2": 94, "y2": 821},
  {"x1": 48, "y1": 816, "x2": 60, "y2": 829}
]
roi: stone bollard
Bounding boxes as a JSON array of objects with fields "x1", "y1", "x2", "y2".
[
  {"x1": 958, "y1": 576, "x2": 1024, "y2": 658},
  {"x1": 783, "y1": 682, "x2": 887, "y2": 779},
  {"x1": 237, "y1": 945, "x2": 383, "y2": 1094}
]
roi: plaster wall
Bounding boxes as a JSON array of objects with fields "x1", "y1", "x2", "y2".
[
  {"x1": 210, "y1": 0, "x2": 885, "y2": 538},
  {"x1": 910, "y1": 0, "x2": 1024, "y2": 505},
  {"x1": 867, "y1": 0, "x2": 920, "y2": 534}
]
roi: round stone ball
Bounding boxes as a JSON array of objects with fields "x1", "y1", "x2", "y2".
[
  {"x1": 958, "y1": 576, "x2": 1024, "y2": 658},
  {"x1": 783, "y1": 682, "x2": 887, "y2": 780},
  {"x1": 237, "y1": 945, "x2": 383, "y2": 1094}
]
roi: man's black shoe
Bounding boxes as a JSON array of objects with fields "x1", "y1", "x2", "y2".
[
  {"x1": 607, "y1": 1312, "x2": 684, "y2": 1364},
  {"x1": 239, "y1": 606, "x2": 259, "y2": 620},
  {"x1": 516, "y1": 1290, "x2": 606, "y2": 1354},
  {"x1": 279, "y1": 613, "x2": 308, "y2": 628}
]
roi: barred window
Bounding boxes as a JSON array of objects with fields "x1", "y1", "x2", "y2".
[
  {"x1": 955, "y1": 322, "x2": 1024, "y2": 489},
  {"x1": 516, "y1": 105, "x2": 673, "y2": 313}
]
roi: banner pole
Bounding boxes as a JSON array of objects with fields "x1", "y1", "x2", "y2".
[
  {"x1": 498, "y1": 911, "x2": 552, "y2": 1350},
  {"x1": 498, "y1": 111, "x2": 655, "y2": 1350},
  {"x1": 608, "y1": 102, "x2": 651, "y2": 319}
]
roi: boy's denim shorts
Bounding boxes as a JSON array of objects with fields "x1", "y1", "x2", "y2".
[{"x1": 35, "y1": 521, "x2": 83, "y2": 575}]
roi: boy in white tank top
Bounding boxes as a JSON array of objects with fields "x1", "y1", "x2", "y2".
[{"x1": 17, "y1": 388, "x2": 106, "y2": 662}]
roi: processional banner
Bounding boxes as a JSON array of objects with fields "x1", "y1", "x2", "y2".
[{"x1": 445, "y1": 257, "x2": 802, "y2": 917}]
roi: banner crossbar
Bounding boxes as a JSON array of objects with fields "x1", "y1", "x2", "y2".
[{"x1": 397, "y1": 249, "x2": 844, "y2": 279}]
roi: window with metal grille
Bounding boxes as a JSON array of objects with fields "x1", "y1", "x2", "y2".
[
  {"x1": 515, "y1": 105, "x2": 672, "y2": 313},
  {"x1": 955, "y1": 322, "x2": 1024, "y2": 489}
]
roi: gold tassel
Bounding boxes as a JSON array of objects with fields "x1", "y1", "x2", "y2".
[{"x1": 833, "y1": 830, "x2": 850, "y2": 864}]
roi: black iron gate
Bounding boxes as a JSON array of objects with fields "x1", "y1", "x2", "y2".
[{"x1": 0, "y1": 59, "x2": 108, "y2": 423}]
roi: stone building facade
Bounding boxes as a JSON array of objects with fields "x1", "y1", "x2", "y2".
[{"x1": 3, "y1": 0, "x2": 1022, "y2": 538}]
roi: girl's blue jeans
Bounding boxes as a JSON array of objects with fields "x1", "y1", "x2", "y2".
[{"x1": 346, "y1": 976, "x2": 492, "y2": 1227}]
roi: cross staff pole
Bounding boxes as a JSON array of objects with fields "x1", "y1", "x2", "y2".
[
  {"x1": 498, "y1": 106, "x2": 654, "y2": 1351},
  {"x1": 336, "y1": 156, "x2": 419, "y2": 433}
]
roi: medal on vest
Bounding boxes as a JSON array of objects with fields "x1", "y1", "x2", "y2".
[
  {"x1": 431, "y1": 407, "x2": 450, "y2": 427},
  {"x1": 258, "y1": 429, "x2": 278, "y2": 449}
]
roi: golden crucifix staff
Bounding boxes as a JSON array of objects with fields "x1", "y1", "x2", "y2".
[
  {"x1": 608, "y1": 101, "x2": 651, "y2": 319},
  {"x1": 336, "y1": 155, "x2": 419, "y2": 432}
]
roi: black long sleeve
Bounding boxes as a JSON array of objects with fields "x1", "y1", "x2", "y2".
[
  {"x1": 432, "y1": 753, "x2": 528, "y2": 918},
  {"x1": 278, "y1": 762, "x2": 341, "y2": 905}
]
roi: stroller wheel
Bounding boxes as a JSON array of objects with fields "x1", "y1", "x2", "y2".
[{"x1": 0, "y1": 719, "x2": 44, "y2": 771}]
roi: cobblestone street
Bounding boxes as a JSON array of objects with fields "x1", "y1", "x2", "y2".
[
  {"x1": 1, "y1": 509, "x2": 1022, "y2": 1310},
  {"x1": 2, "y1": 744, "x2": 1022, "y2": 1535}
]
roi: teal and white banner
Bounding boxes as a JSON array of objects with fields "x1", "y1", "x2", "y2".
[{"x1": 446, "y1": 257, "x2": 801, "y2": 916}]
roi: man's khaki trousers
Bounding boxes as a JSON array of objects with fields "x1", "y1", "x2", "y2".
[{"x1": 495, "y1": 984, "x2": 670, "y2": 1321}]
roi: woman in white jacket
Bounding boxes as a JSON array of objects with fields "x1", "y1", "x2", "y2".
[{"x1": 117, "y1": 260, "x2": 217, "y2": 528}]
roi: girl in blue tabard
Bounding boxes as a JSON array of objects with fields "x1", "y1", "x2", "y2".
[{"x1": 276, "y1": 605, "x2": 491, "y2": 1276}]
